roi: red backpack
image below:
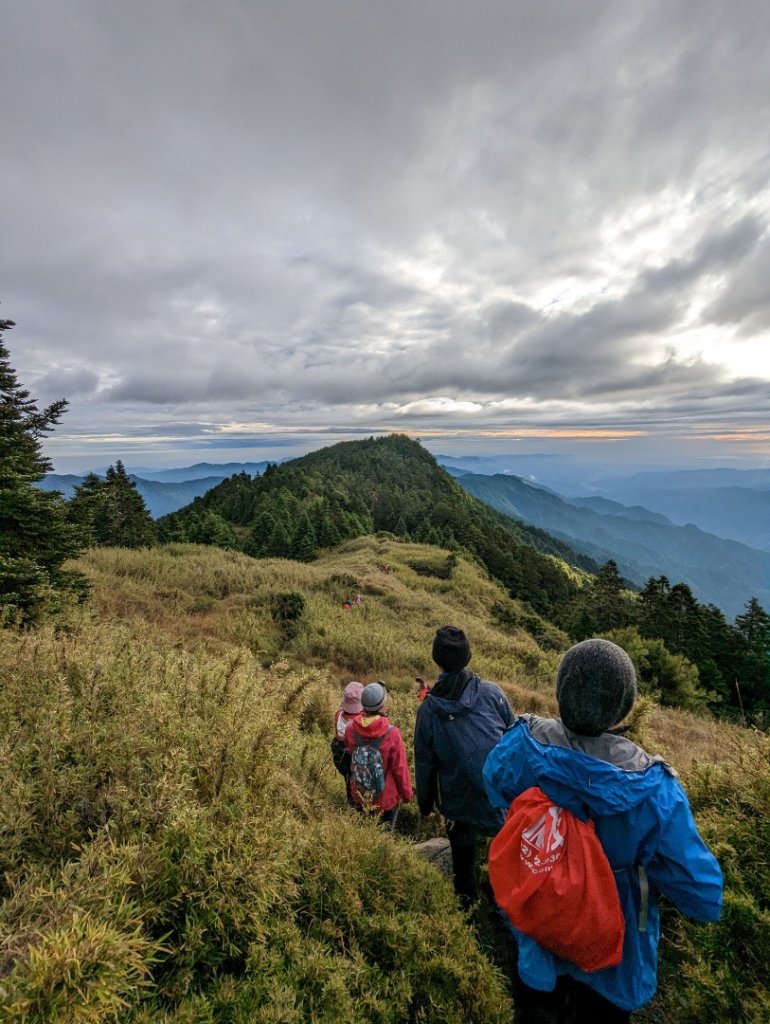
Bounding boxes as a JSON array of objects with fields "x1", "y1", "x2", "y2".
[{"x1": 488, "y1": 786, "x2": 625, "y2": 972}]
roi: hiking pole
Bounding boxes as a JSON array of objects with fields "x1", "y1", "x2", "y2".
[{"x1": 390, "y1": 802, "x2": 401, "y2": 833}]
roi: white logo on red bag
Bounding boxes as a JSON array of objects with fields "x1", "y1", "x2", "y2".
[{"x1": 520, "y1": 805, "x2": 566, "y2": 874}]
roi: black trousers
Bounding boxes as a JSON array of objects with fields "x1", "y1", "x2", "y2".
[
  {"x1": 446, "y1": 819, "x2": 480, "y2": 908},
  {"x1": 513, "y1": 973, "x2": 631, "y2": 1024}
]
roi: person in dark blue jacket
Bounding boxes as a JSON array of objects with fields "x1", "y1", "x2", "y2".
[
  {"x1": 483, "y1": 638, "x2": 723, "y2": 1022},
  {"x1": 414, "y1": 625, "x2": 514, "y2": 907}
]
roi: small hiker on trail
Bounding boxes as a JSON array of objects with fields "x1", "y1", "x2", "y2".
[
  {"x1": 483, "y1": 638, "x2": 723, "y2": 1023},
  {"x1": 415, "y1": 676, "x2": 431, "y2": 702},
  {"x1": 331, "y1": 681, "x2": 364, "y2": 806},
  {"x1": 413, "y1": 626, "x2": 514, "y2": 908},
  {"x1": 344, "y1": 681, "x2": 412, "y2": 830}
]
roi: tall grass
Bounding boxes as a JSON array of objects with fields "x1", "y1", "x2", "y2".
[
  {"x1": 0, "y1": 617, "x2": 510, "y2": 1021},
  {"x1": 1, "y1": 537, "x2": 764, "y2": 1021}
]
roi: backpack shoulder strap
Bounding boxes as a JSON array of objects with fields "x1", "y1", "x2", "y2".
[{"x1": 369, "y1": 726, "x2": 393, "y2": 749}]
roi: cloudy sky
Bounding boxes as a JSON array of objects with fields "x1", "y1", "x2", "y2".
[{"x1": 3, "y1": 0, "x2": 770, "y2": 472}]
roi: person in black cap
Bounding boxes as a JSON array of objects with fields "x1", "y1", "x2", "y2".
[
  {"x1": 414, "y1": 625, "x2": 514, "y2": 908},
  {"x1": 483, "y1": 638, "x2": 723, "y2": 1023}
]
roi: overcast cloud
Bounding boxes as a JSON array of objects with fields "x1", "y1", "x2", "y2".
[{"x1": 2, "y1": 0, "x2": 770, "y2": 470}]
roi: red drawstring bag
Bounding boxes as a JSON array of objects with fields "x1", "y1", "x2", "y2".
[{"x1": 489, "y1": 786, "x2": 625, "y2": 972}]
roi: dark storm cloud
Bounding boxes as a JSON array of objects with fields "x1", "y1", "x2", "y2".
[
  {"x1": 2, "y1": 0, "x2": 770, "y2": 459},
  {"x1": 638, "y1": 215, "x2": 764, "y2": 295},
  {"x1": 35, "y1": 367, "x2": 100, "y2": 401}
]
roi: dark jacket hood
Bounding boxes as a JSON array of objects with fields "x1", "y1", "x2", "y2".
[{"x1": 426, "y1": 671, "x2": 481, "y2": 720}]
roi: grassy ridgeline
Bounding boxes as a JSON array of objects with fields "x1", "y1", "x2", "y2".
[{"x1": 1, "y1": 536, "x2": 768, "y2": 1022}]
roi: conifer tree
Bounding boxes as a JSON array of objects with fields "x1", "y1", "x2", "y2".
[
  {"x1": 735, "y1": 597, "x2": 770, "y2": 653},
  {"x1": 291, "y1": 509, "x2": 317, "y2": 561},
  {"x1": 69, "y1": 460, "x2": 156, "y2": 548},
  {"x1": 191, "y1": 510, "x2": 237, "y2": 548},
  {"x1": 0, "y1": 317, "x2": 87, "y2": 622},
  {"x1": 734, "y1": 597, "x2": 770, "y2": 711},
  {"x1": 592, "y1": 559, "x2": 633, "y2": 631}
]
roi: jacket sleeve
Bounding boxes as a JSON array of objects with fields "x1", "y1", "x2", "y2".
[
  {"x1": 343, "y1": 723, "x2": 357, "y2": 753},
  {"x1": 389, "y1": 728, "x2": 413, "y2": 803},
  {"x1": 413, "y1": 705, "x2": 438, "y2": 816},
  {"x1": 497, "y1": 688, "x2": 515, "y2": 728},
  {"x1": 645, "y1": 781, "x2": 723, "y2": 922},
  {"x1": 482, "y1": 725, "x2": 522, "y2": 811}
]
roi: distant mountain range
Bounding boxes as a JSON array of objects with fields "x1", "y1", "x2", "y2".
[
  {"x1": 39, "y1": 449, "x2": 769, "y2": 618},
  {"x1": 37, "y1": 462, "x2": 278, "y2": 518},
  {"x1": 594, "y1": 470, "x2": 770, "y2": 552},
  {"x1": 437, "y1": 456, "x2": 770, "y2": 552},
  {"x1": 449, "y1": 469, "x2": 770, "y2": 618}
]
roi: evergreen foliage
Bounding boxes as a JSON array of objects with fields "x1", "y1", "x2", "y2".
[
  {"x1": 68, "y1": 460, "x2": 157, "y2": 548},
  {"x1": 562, "y1": 565, "x2": 770, "y2": 722},
  {"x1": 159, "y1": 435, "x2": 594, "y2": 623},
  {"x1": 0, "y1": 317, "x2": 87, "y2": 623},
  {"x1": 636, "y1": 579, "x2": 770, "y2": 721}
]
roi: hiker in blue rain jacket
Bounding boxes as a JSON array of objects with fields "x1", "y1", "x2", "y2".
[
  {"x1": 414, "y1": 626, "x2": 514, "y2": 908},
  {"x1": 483, "y1": 638, "x2": 723, "y2": 1023}
]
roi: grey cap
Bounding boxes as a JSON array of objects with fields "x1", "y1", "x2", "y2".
[
  {"x1": 361, "y1": 681, "x2": 387, "y2": 713},
  {"x1": 556, "y1": 639, "x2": 637, "y2": 736}
]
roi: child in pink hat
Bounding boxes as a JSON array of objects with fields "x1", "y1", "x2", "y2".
[{"x1": 331, "y1": 682, "x2": 364, "y2": 805}]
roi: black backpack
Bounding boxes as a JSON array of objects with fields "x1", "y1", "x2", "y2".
[{"x1": 330, "y1": 737, "x2": 350, "y2": 775}]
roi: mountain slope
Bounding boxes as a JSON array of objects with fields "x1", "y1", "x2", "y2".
[
  {"x1": 159, "y1": 434, "x2": 598, "y2": 623},
  {"x1": 598, "y1": 475, "x2": 770, "y2": 551},
  {"x1": 454, "y1": 470, "x2": 770, "y2": 617},
  {"x1": 437, "y1": 456, "x2": 770, "y2": 550}
]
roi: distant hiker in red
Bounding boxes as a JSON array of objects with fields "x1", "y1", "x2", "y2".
[
  {"x1": 483, "y1": 639, "x2": 723, "y2": 1023},
  {"x1": 331, "y1": 681, "x2": 363, "y2": 806},
  {"x1": 344, "y1": 681, "x2": 413, "y2": 830},
  {"x1": 415, "y1": 676, "x2": 431, "y2": 702}
]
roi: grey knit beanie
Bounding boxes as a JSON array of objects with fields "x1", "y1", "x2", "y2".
[
  {"x1": 432, "y1": 626, "x2": 471, "y2": 672},
  {"x1": 555, "y1": 639, "x2": 637, "y2": 736},
  {"x1": 361, "y1": 681, "x2": 387, "y2": 713}
]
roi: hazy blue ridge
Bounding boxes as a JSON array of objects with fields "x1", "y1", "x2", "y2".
[
  {"x1": 126, "y1": 461, "x2": 280, "y2": 482},
  {"x1": 34, "y1": 475, "x2": 86, "y2": 500},
  {"x1": 596, "y1": 480, "x2": 770, "y2": 551},
  {"x1": 568, "y1": 496, "x2": 675, "y2": 526},
  {"x1": 37, "y1": 473, "x2": 244, "y2": 518},
  {"x1": 610, "y1": 468, "x2": 770, "y2": 489},
  {"x1": 439, "y1": 456, "x2": 770, "y2": 552},
  {"x1": 455, "y1": 471, "x2": 770, "y2": 618}
]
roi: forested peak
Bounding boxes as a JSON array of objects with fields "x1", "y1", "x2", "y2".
[
  {"x1": 258, "y1": 433, "x2": 442, "y2": 481},
  {"x1": 158, "y1": 433, "x2": 596, "y2": 626}
]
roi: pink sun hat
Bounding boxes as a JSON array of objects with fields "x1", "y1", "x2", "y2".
[{"x1": 340, "y1": 681, "x2": 364, "y2": 713}]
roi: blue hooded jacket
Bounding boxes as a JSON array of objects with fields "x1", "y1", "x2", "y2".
[
  {"x1": 483, "y1": 715, "x2": 723, "y2": 1012},
  {"x1": 414, "y1": 671, "x2": 514, "y2": 834}
]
